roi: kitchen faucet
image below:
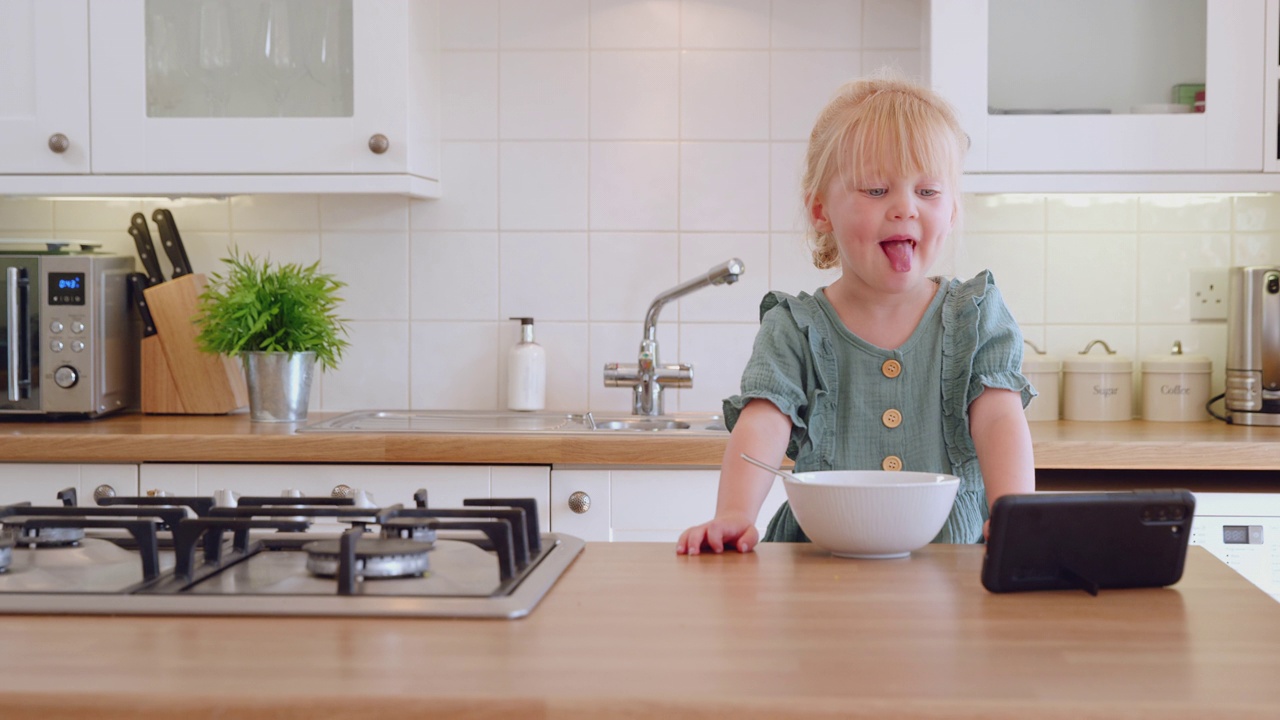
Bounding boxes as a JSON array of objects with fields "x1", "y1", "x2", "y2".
[{"x1": 604, "y1": 258, "x2": 745, "y2": 416}]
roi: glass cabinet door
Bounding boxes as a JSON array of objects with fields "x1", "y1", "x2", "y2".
[
  {"x1": 143, "y1": 0, "x2": 353, "y2": 119},
  {"x1": 0, "y1": 0, "x2": 90, "y2": 173},
  {"x1": 930, "y1": 0, "x2": 1265, "y2": 173}
]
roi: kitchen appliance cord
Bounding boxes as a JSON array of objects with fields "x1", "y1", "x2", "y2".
[{"x1": 1205, "y1": 393, "x2": 1228, "y2": 422}]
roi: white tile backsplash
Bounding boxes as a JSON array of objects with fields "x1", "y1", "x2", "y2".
[
  {"x1": 681, "y1": 51, "x2": 770, "y2": 140},
  {"x1": 14, "y1": 0, "x2": 1276, "y2": 419},
  {"x1": 589, "y1": 0, "x2": 680, "y2": 48},
  {"x1": 680, "y1": 142, "x2": 770, "y2": 231}
]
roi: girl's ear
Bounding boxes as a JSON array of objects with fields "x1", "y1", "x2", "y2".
[{"x1": 808, "y1": 194, "x2": 832, "y2": 234}]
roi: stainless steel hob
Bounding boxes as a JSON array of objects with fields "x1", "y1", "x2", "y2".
[{"x1": 0, "y1": 487, "x2": 583, "y2": 618}]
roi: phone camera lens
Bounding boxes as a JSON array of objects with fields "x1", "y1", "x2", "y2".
[{"x1": 1268, "y1": 274, "x2": 1280, "y2": 294}]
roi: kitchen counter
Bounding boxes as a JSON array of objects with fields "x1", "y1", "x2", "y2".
[
  {"x1": 3, "y1": 413, "x2": 1280, "y2": 470},
  {"x1": 1, "y1": 543, "x2": 1278, "y2": 719}
]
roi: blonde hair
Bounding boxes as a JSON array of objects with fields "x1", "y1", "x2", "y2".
[{"x1": 802, "y1": 75, "x2": 968, "y2": 269}]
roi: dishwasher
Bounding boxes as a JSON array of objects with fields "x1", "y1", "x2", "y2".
[{"x1": 1190, "y1": 492, "x2": 1280, "y2": 602}]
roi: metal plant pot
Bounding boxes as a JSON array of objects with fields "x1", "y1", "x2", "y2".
[{"x1": 243, "y1": 351, "x2": 316, "y2": 422}]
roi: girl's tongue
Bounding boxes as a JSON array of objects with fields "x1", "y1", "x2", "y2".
[{"x1": 880, "y1": 239, "x2": 914, "y2": 272}]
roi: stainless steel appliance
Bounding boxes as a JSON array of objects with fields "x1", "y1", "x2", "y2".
[
  {"x1": 0, "y1": 487, "x2": 583, "y2": 618},
  {"x1": 1190, "y1": 492, "x2": 1280, "y2": 602},
  {"x1": 2, "y1": 245, "x2": 136, "y2": 416}
]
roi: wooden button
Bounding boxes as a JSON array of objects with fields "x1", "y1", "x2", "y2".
[
  {"x1": 882, "y1": 409, "x2": 902, "y2": 429},
  {"x1": 881, "y1": 359, "x2": 901, "y2": 379},
  {"x1": 882, "y1": 455, "x2": 903, "y2": 471}
]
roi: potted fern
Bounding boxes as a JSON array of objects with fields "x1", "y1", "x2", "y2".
[{"x1": 195, "y1": 250, "x2": 349, "y2": 422}]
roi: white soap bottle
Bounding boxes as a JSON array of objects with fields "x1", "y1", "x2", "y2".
[{"x1": 507, "y1": 317, "x2": 546, "y2": 411}]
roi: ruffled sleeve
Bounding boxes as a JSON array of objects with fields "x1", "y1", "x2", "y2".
[
  {"x1": 723, "y1": 291, "x2": 836, "y2": 465},
  {"x1": 939, "y1": 271, "x2": 1035, "y2": 492}
]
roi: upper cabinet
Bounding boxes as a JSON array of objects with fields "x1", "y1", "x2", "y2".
[
  {"x1": 0, "y1": 0, "x2": 440, "y2": 198},
  {"x1": 0, "y1": 0, "x2": 90, "y2": 175},
  {"x1": 929, "y1": 0, "x2": 1269, "y2": 190}
]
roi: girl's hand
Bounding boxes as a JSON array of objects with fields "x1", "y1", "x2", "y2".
[{"x1": 677, "y1": 515, "x2": 759, "y2": 555}]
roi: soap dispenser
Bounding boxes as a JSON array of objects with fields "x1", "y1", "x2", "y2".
[{"x1": 507, "y1": 317, "x2": 546, "y2": 411}]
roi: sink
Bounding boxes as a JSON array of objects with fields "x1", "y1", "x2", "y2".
[
  {"x1": 299, "y1": 410, "x2": 727, "y2": 434},
  {"x1": 593, "y1": 419, "x2": 691, "y2": 431}
]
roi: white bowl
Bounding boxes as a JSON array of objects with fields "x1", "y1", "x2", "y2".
[{"x1": 782, "y1": 470, "x2": 961, "y2": 559}]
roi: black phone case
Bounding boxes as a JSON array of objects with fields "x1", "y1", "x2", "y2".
[{"x1": 981, "y1": 490, "x2": 1195, "y2": 595}]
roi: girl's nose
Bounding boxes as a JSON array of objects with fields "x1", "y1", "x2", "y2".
[{"x1": 887, "y1": 191, "x2": 918, "y2": 220}]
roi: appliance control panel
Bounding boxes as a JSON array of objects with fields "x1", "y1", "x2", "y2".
[{"x1": 1191, "y1": 492, "x2": 1280, "y2": 602}]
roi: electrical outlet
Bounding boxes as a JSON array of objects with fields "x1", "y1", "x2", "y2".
[{"x1": 1189, "y1": 268, "x2": 1229, "y2": 321}]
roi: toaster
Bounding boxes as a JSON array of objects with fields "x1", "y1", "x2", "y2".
[{"x1": 1225, "y1": 266, "x2": 1280, "y2": 425}]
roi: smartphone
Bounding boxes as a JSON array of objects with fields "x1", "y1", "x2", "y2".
[{"x1": 981, "y1": 490, "x2": 1195, "y2": 595}]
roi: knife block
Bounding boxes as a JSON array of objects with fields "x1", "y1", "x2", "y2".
[{"x1": 140, "y1": 274, "x2": 247, "y2": 415}]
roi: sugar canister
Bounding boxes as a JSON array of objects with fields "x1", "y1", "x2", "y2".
[
  {"x1": 1141, "y1": 341, "x2": 1211, "y2": 422},
  {"x1": 1020, "y1": 339, "x2": 1061, "y2": 422},
  {"x1": 1062, "y1": 339, "x2": 1132, "y2": 422}
]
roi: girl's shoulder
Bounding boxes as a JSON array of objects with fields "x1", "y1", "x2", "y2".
[
  {"x1": 943, "y1": 269, "x2": 1000, "y2": 304},
  {"x1": 758, "y1": 289, "x2": 827, "y2": 325}
]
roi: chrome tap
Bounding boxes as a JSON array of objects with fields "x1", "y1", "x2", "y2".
[{"x1": 604, "y1": 258, "x2": 745, "y2": 415}]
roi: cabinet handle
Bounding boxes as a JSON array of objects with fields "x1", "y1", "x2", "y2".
[
  {"x1": 331, "y1": 484, "x2": 354, "y2": 499},
  {"x1": 48, "y1": 133, "x2": 70, "y2": 154},
  {"x1": 568, "y1": 491, "x2": 591, "y2": 514},
  {"x1": 93, "y1": 484, "x2": 117, "y2": 501},
  {"x1": 368, "y1": 134, "x2": 390, "y2": 154}
]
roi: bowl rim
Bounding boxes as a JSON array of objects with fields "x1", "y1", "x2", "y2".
[{"x1": 783, "y1": 471, "x2": 960, "y2": 489}]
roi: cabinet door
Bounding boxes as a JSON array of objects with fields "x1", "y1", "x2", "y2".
[
  {"x1": 0, "y1": 0, "x2": 90, "y2": 173},
  {"x1": 0, "y1": 463, "x2": 138, "y2": 506},
  {"x1": 930, "y1": 0, "x2": 1264, "y2": 172},
  {"x1": 88, "y1": 0, "x2": 417, "y2": 175},
  {"x1": 609, "y1": 470, "x2": 787, "y2": 543}
]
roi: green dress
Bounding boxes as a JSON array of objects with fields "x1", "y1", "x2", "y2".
[{"x1": 723, "y1": 271, "x2": 1034, "y2": 545}]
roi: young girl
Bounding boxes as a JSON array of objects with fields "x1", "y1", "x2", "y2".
[{"x1": 677, "y1": 76, "x2": 1036, "y2": 555}]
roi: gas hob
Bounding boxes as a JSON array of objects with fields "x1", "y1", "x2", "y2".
[{"x1": 0, "y1": 487, "x2": 583, "y2": 618}]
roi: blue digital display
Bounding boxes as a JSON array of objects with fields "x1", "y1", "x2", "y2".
[{"x1": 47, "y1": 272, "x2": 86, "y2": 305}]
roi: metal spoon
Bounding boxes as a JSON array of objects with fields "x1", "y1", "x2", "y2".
[{"x1": 740, "y1": 453, "x2": 804, "y2": 482}]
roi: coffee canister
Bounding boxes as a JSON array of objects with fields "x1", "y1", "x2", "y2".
[
  {"x1": 1141, "y1": 341, "x2": 1211, "y2": 422},
  {"x1": 1062, "y1": 339, "x2": 1132, "y2": 422},
  {"x1": 1021, "y1": 340, "x2": 1061, "y2": 422}
]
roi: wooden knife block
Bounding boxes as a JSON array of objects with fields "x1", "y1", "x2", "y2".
[{"x1": 140, "y1": 274, "x2": 247, "y2": 415}]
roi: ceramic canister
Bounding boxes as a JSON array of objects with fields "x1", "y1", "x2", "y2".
[
  {"x1": 1062, "y1": 340, "x2": 1133, "y2": 422},
  {"x1": 1021, "y1": 342, "x2": 1061, "y2": 422},
  {"x1": 1141, "y1": 342, "x2": 1211, "y2": 422}
]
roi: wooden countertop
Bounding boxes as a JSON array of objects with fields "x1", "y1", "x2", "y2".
[
  {"x1": 4, "y1": 413, "x2": 1280, "y2": 470},
  {"x1": 1, "y1": 543, "x2": 1278, "y2": 719}
]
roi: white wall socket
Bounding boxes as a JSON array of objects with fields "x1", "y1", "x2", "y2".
[{"x1": 1189, "y1": 268, "x2": 1229, "y2": 321}]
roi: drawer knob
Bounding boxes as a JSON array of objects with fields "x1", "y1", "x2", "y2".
[
  {"x1": 568, "y1": 491, "x2": 591, "y2": 514},
  {"x1": 331, "y1": 484, "x2": 354, "y2": 499},
  {"x1": 93, "y1": 484, "x2": 116, "y2": 501},
  {"x1": 48, "y1": 133, "x2": 70, "y2": 154},
  {"x1": 368, "y1": 134, "x2": 390, "y2": 154}
]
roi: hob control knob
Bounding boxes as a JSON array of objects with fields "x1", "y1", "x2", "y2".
[
  {"x1": 93, "y1": 484, "x2": 117, "y2": 501},
  {"x1": 54, "y1": 365, "x2": 78, "y2": 388},
  {"x1": 568, "y1": 491, "x2": 591, "y2": 514},
  {"x1": 331, "y1": 484, "x2": 355, "y2": 499}
]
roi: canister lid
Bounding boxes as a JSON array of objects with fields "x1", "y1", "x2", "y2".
[
  {"x1": 1141, "y1": 340, "x2": 1211, "y2": 373},
  {"x1": 1020, "y1": 340, "x2": 1060, "y2": 373},
  {"x1": 1061, "y1": 339, "x2": 1132, "y2": 373}
]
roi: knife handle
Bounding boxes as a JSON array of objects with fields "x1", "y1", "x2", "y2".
[
  {"x1": 126, "y1": 272, "x2": 157, "y2": 337},
  {"x1": 129, "y1": 213, "x2": 166, "y2": 287},
  {"x1": 152, "y1": 208, "x2": 193, "y2": 279}
]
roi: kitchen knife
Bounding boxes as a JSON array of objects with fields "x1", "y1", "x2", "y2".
[
  {"x1": 152, "y1": 208, "x2": 193, "y2": 279},
  {"x1": 126, "y1": 272, "x2": 157, "y2": 337},
  {"x1": 128, "y1": 213, "x2": 166, "y2": 287}
]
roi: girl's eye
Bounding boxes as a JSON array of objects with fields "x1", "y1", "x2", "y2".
[
  {"x1": 918, "y1": 188, "x2": 939, "y2": 198},
  {"x1": 864, "y1": 188, "x2": 887, "y2": 197}
]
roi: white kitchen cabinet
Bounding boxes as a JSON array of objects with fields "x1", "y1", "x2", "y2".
[
  {"x1": 551, "y1": 468, "x2": 788, "y2": 543},
  {"x1": 0, "y1": 0, "x2": 440, "y2": 197},
  {"x1": 1267, "y1": 0, "x2": 1280, "y2": 172},
  {"x1": 0, "y1": 463, "x2": 138, "y2": 506},
  {"x1": 0, "y1": 0, "x2": 91, "y2": 174},
  {"x1": 139, "y1": 463, "x2": 549, "y2": 531},
  {"x1": 929, "y1": 0, "x2": 1265, "y2": 179}
]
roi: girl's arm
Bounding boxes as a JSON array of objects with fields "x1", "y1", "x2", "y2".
[
  {"x1": 676, "y1": 399, "x2": 793, "y2": 555},
  {"x1": 968, "y1": 387, "x2": 1036, "y2": 539}
]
